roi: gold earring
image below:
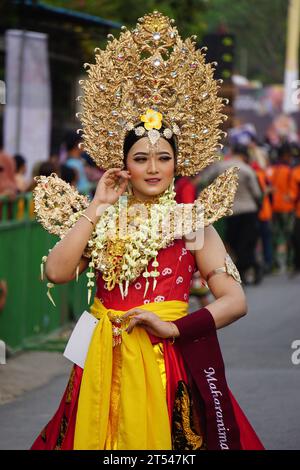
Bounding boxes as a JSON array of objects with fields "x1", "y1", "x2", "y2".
[
  {"x1": 126, "y1": 180, "x2": 133, "y2": 196},
  {"x1": 168, "y1": 177, "x2": 175, "y2": 193}
]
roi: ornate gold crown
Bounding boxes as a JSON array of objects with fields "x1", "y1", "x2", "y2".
[{"x1": 76, "y1": 11, "x2": 227, "y2": 175}]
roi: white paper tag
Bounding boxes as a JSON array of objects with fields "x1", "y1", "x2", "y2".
[{"x1": 63, "y1": 311, "x2": 99, "y2": 369}]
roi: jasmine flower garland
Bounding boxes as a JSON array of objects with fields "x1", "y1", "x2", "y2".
[{"x1": 86, "y1": 180, "x2": 177, "y2": 302}]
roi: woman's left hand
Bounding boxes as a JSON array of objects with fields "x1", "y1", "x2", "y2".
[{"x1": 122, "y1": 308, "x2": 180, "y2": 339}]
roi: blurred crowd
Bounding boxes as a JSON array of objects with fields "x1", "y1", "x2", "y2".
[
  {"x1": 1, "y1": 123, "x2": 300, "y2": 287},
  {"x1": 175, "y1": 121, "x2": 300, "y2": 291},
  {"x1": 0, "y1": 131, "x2": 103, "y2": 201}
]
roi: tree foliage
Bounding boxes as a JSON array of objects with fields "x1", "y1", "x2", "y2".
[
  {"x1": 41, "y1": 0, "x2": 290, "y2": 84},
  {"x1": 42, "y1": 0, "x2": 208, "y2": 38},
  {"x1": 204, "y1": 0, "x2": 288, "y2": 84}
]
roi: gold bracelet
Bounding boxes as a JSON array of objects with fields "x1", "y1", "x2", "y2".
[
  {"x1": 168, "y1": 321, "x2": 178, "y2": 345},
  {"x1": 206, "y1": 253, "x2": 241, "y2": 284},
  {"x1": 81, "y1": 213, "x2": 95, "y2": 227}
]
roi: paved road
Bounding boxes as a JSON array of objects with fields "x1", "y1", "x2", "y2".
[
  {"x1": 0, "y1": 272, "x2": 299, "y2": 450},
  {"x1": 218, "y1": 272, "x2": 300, "y2": 450}
]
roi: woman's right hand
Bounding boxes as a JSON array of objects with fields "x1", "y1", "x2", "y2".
[{"x1": 93, "y1": 168, "x2": 131, "y2": 206}]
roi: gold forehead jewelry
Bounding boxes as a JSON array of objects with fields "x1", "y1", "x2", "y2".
[{"x1": 76, "y1": 10, "x2": 227, "y2": 176}]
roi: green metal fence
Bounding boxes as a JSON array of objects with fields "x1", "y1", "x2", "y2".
[{"x1": 0, "y1": 192, "x2": 91, "y2": 352}]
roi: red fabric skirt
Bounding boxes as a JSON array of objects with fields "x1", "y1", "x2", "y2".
[{"x1": 31, "y1": 339, "x2": 264, "y2": 450}]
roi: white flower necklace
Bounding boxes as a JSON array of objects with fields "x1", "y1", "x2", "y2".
[{"x1": 85, "y1": 180, "x2": 177, "y2": 303}]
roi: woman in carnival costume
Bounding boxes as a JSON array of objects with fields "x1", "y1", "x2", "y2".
[{"x1": 31, "y1": 12, "x2": 264, "y2": 450}]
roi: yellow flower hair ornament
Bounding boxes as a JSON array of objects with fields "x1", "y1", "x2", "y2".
[
  {"x1": 128, "y1": 108, "x2": 180, "y2": 146},
  {"x1": 140, "y1": 109, "x2": 163, "y2": 130}
]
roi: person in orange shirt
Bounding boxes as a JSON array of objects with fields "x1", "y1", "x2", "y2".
[
  {"x1": 268, "y1": 143, "x2": 294, "y2": 272},
  {"x1": 252, "y1": 161, "x2": 273, "y2": 273},
  {"x1": 290, "y1": 153, "x2": 300, "y2": 274}
]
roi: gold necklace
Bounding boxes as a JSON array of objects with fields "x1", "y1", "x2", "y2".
[{"x1": 90, "y1": 184, "x2": 177, "y2": 301}]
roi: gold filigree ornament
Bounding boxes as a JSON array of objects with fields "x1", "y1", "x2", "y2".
[
  {"x1": 33, "y1": 11, "x2": 241, "y2": 306},
  {"x1": 206, "y1": 253, "x2": 242, "y2": 284},
  {"x1": 77, "y1": 10, "x2": 228, "y2": 175},
  {"x1": 224, "y1": 253, "x2": 242, "y2": 283},
  {"x1": 34, "y1": 166, "x2": 239, "y2": 305}
]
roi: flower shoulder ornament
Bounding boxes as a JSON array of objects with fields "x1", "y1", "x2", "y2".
[{"x1": 33, "y1": 11, "x2": 241, "y2": 304}]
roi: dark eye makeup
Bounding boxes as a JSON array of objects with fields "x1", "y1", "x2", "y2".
[{"x1": 133, "y1": 155, "x2": 172, "y2": 162}]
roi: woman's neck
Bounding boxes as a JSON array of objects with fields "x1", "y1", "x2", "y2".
[
  {"x1": 129, "y1": 195, "x2": 161, "y2": 207},
  {"x1": 130, "y1": 190, "x2": 161, "y2": 204}
]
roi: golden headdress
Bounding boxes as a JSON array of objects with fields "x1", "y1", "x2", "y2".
[
  {"x1": 33, "y1": 11, "x2": 240, "y2": 304},
  {"x1": 77, "y1": 10, "x2": 227, "y2": 176}
]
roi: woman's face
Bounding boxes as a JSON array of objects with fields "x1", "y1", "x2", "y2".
[{"x1": 125, "y1": 137, "x2": 175, "y2": 201}]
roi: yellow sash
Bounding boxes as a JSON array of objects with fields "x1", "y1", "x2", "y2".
[{"x1": 73, "y1": 297, "x2": 188, "y2": 450}]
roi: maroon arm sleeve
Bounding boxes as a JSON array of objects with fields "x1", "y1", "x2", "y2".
[{"x1": 173, "y1": 307, "x2": 216, "y2": 343}]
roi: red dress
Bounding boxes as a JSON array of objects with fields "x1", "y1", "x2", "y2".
[
  {"x1": 175, "y1": 176, "x2": 196, "y2": 204},
  {"x1": 31, "y1": 238, "x2": 264, "y2": 450}
]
